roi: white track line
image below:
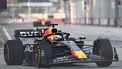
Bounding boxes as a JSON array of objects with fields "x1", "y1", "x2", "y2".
[{"x1": 2, "y1": 27, "x2": 12, "y2": 40}]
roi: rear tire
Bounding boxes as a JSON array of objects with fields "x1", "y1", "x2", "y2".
[
  {"x1": 4, "y1": 40, "x2": 24, "y2": 65},
  {"x1": 93, "y1": 38, "x2": 113, "y2": 67}
]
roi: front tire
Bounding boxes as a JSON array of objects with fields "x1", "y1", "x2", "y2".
[
  {"x1": 93, "y1": 38, "x2": 113, "y2": 67},
  {"x1": 34, "y1": 39, "x2": 52, "y2": 68},
  {"x1": 4, "y1": 40, "x2": 24, "y2": 65}
]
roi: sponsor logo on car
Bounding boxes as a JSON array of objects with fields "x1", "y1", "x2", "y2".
[{"x1": 20, "y1": 31, "x2": 41, "y2": 37}]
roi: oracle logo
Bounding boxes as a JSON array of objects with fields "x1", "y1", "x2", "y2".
[{"x1": 20, "y1": 31, "x2": 41, "y2": 37}]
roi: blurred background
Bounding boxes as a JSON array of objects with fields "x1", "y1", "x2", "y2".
[{"x1": 0, "y1": 0, "x2": 122, "y2": 27}]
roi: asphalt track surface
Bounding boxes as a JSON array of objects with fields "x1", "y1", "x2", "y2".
[{"x1": 0, "y1": 23, "x2": 122, "y2": 69}]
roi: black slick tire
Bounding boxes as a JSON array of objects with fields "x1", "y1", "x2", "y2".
[
  {"x1": 4, "y1": 40, "x2": 24, "y2": 65},
  {"x1": 34, "y1": 39, "x2": 52, "y2": 68},
  {"x1": 93, "y1": 38, "x2": 113, "y2": 67}
]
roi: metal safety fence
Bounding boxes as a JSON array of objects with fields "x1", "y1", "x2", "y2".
[{"x1": 64, "y1": 18, "x2": 122, "y2": 27}]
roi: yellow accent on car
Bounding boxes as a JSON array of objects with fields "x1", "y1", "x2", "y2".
[{"x1": 74, "y1": 51, "x2": 87, "y2": 59}]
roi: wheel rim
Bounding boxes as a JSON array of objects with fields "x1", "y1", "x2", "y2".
[
  {"x1": 34, "y1": 48, "x2": 40, "y2": 64},
  {"x1": 37, "y1": 49, "x2": 41, "y2": 64},
  {"x1": 34, "y1": 48, "x2": 46, "y2": 65}
]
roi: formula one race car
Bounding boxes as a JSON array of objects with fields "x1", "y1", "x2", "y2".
[{"x1": 4, "y1": 22, "x2": 119, "y2": 68}]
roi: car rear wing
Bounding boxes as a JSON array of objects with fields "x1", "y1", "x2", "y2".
[
  {"x1": 14, "y1": 23, "x2": 58, "y2": 39},
  {"x1": 14, "y1": 29, "x2": 42, "y2": 38}
]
